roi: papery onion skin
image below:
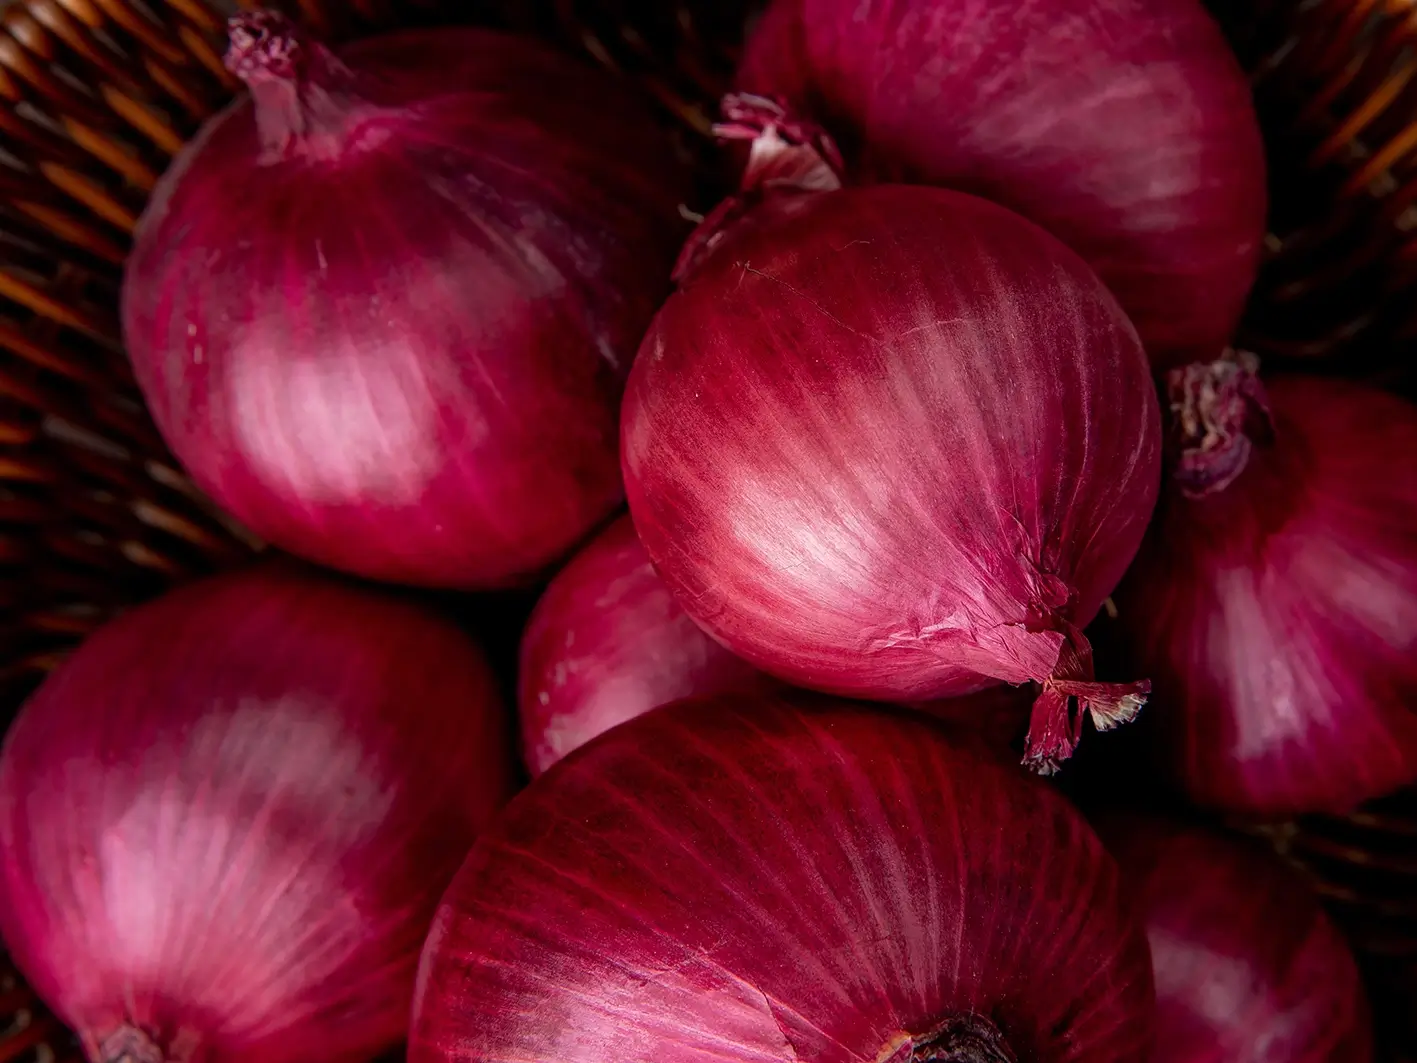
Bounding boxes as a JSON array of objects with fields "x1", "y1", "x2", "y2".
[
  {"x1": 122, "y1": 13, "x2": 691, "y2": 589},
  {"x1": 1098, "y1": 816, "x2": 1373, "y2": 1063},
  {"x1": 519, "y1": 513, "x2": 775, "y2": 775},
  {"x1": 1115, "y1": 369, "x2": 1417, "y2": 815},
  {"x1": 737, "y1": 0, "x2": 1267, "y2": 369},
  {"x1": 623, "y1": 179, "x2": 1161, "y2": 771},
  {"x1": 0, "y1": 562, "x2": 515, "y2": 1063},
  {"x1": 409, "y1": 695, "x2": 1156, "y2": 1063}
]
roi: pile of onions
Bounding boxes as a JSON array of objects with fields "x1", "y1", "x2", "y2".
[
  {"x1": 622, "y1": 101, "x2": 1161, "y2": 772},
  {"x1": 736, "y1": 0, "x2": 1267, "y2": 368},
  {"x1": 122, "y1": 12, "x2": 690, "y2": 589},
  {"x1": 1099, "y1": 816, "x2": 1373, "y2": 1062},
  {"x1": 410, "y1": 695, "x2": 1156, "y2": 1062},
  {"x1": 1115, "y1": 361, "x2": 1417, "y2": 814},
  {"x1": 0, "y1": 562, "x2": 514, "y2": 1063},
  {"x1": 519, "y1": 513, "x2": 774, "y2": 776}
]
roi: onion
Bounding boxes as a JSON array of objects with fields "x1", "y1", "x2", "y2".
[
  {"x1": 1114, "y1": 358, "x2": 1417, "y2": 814},
  {"x1": 622, "y1": 104, "x2": 1162, "y2": 772},
  {"x1": 121, "y1": 12, "x2": 691, "y2": 589},
  {"x1": 0, "y1": 562, "x2": 515, "y2": 1063},
  {"x1": 736, "y1": 0, "x2": 1267, "y2": 368},
  {"x1": 519, "y1": 513, "x2": 776, "y2": 775},
  {"x1": 1098, "y1": 816, "x2": 1373, "y2": 1062},
  {"x1": 409, "y1": 694, "x2": 1157, "y2": 1062}
]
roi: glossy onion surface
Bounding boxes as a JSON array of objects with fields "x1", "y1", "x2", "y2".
[
  {"x1": 1101, "y1": 817, "x2": 1372, "y2": 1062},
  {"x1": 0, "y1": 563, "x2": 514, "y2": 1063},
  {"x1": 411, "y1": 695, "x2": 1156, "y2": 1062},
  {"x1": 519, "y1": 514, "x2": 772, "y2": 776}
]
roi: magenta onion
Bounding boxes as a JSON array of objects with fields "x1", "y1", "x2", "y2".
[
  {"x1": 410, "y1": 694, "x2": 1156, "y2": 1062},
  {"x1": 0, "y1": 562, "x2": 514, "y2": 1063},
  {"x1": 622, "y1": 112, "x2": 1161, "y2": 772},
  {"x1": 1115, "y1": 360, "x2": 1417, "y2": 814},
  {"x1": 1098, "y1": 816, "x2": 1373, "y2": 1062},
  {"x1": 121, "y1": 12, "x2": 690, "y2": 588},
  {"x1": 519, "y1": 513, "x2": 775, "y2": 776},
  {"x1": 736, "y1": 0, "x2": 1267, "y2": 368}
]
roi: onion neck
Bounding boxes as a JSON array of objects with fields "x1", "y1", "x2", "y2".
[
  {"x1": 1165, "y1": 350, "x2": 1274, "y2": 498},
  {"x1": 225, "y1": 11, "x2": 371, "y2": 163},
  {"x1": 884, "y1": 1015, "x2": 1018, "y2": 1063},
  {"x1": 1021, "y1": 619, "x2": 1149, "y2": 775},
  {"x1": 673, "y1": 93, "x2": 844, "y2": 282},
  {"x1": 98, "y1": 1026, "x2": 180, "y2": 1063}
]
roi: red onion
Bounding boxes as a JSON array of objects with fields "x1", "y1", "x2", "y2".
[
  {"x1": 519, "y1": 513, "x2": 775, "y2": 776},
  {"x1": 0, "y1": 562, "x2": 514, "y2": 1063},
  {"x1": 1115, "y1": 359, "x2": 1417, "y2": 814},
  {"x1": 121, "y1": 12, "x2": 690, "y2": 589},
  {"x1": 409, "y1": 694, "x2": 1157, "y2": 1062},
  {"x1": 1098, "y1": 816, "x2": 1373, "y2": 1062},
  {"x1": 622, "y1": 105, "x2": 1161, "y2": 772},
  {"x1": 736, "y1": 0, "x2": 1267, "y2": 368}
]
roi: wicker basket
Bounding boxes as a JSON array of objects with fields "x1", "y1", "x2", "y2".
[
  {"x1": 1222, "y1": 0, "x2": 1417, "y2": 392},
  {"x1": 0, "y1": 0, "x2": 1413, "y2": 1060}
]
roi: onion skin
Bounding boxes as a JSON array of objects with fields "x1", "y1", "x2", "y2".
[
  {"x1": 409, "y1": 695, "x2": 1157, "y2": 1063},
  {"x1": 737, "y1": 0, "x2": 1267, "y2": 369},
  {"x1": 1098, "y1": 817, "x2": 1373, "y2": 1062},
  {"x1": 122, "y1": 14, "x2": 690, "y2": 589},
  {"x1": 1115, "y1": 368, "x2": 1417, "y2": 815},
  {"x1": 622, "y1": 177, "x2": 1161, "y2": 771},
  {"x1": 0, "y1": 562, "x2": 515, "y2": 1063},
  {"x1": 519, "y1": 513, "x2": 776, "y2": 776}
]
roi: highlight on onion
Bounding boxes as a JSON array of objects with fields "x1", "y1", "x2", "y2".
[
  {"x1": 622, "y1": 101, "x2": 1162, "y2": 772},
  {"x1": 736, "y1": 0, "x2": 1267, "y2": 368},
  {"x1": 410, "y1": 695, "x2": 1157, "y2": 1062},
  {"x1": 0, "y1": 562, "x2": 515, "y2": 1063},
  {"x1": 1098, "y1": 815, "x2": 1373, "y2": 1063},
  {"x1": 122, "y1": 11, "x2": 691, "y2": 589},
  {"x1": 519, "y1": 513, "x2": 774, "y2": 776},
  {"x1": 1115, "y1": 359, "x2": 1417, "y2": 815},
  {"x1": 518, "y1": 513, "x2": 1031, "y2": 772}
]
